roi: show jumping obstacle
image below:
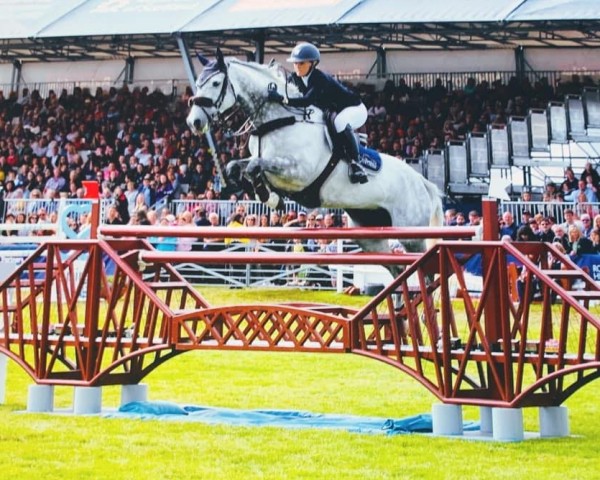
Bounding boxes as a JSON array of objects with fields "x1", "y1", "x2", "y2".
[{"x1": 1, "y1": 198, "x2": 599, "y2": 440}]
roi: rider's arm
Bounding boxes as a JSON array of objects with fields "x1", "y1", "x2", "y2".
[{"x1": 285, "y1": 87, "x2": 316, "y2": 108}]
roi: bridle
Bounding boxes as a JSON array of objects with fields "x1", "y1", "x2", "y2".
[
  {"x1": 187, "y1": 62, "x2": 239, "y2": 130},
  {"x1": 187, "y1": 60, "x2": 281, "y2": 133}
]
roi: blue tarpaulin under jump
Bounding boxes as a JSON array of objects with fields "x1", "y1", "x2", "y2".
[{"x1": 106, "y1": 401, "x2": 479, "y2": 436}]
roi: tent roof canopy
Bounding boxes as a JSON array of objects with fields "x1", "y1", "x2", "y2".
[{"x1": 1, "y1": 0, "x2": 599, "y2": 62}]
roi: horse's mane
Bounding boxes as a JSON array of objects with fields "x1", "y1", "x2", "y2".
[{"x1": 227, "y1": 58, "x2": 301, "y2": 97}]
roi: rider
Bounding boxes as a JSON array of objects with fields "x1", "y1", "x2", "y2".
[{"x1": 267, "y1": 42, "x2": 368, "y2": 184}]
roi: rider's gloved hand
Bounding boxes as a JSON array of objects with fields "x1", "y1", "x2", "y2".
[{"x1": 267, "y1": 90, "x2": 284, "y2": 103}]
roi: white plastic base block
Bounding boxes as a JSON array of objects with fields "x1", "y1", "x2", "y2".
[
  {"x1": 27, "y1": 384, "x2": 55, "y2": 412},
  {"x1": 120, "y1": 384, "x2": 148, "y2": 406},
  {"x1": 432, "y1": 403, "x2": 463, "y2": 436},
  {"x1": 73, "y1": 386, "x2": 102, "y2": 414},
  {"x1": 492, "y1": 408, "x2": 524, "y2": 442},
  {"x1": 539, "y1": 406, "x2": 570, "y2": 438},
  {"x1": 479, "y1": 406, "x2": 493, "y2": 436},
  {"x1": 0, "y1": 354, "x2": 7, "y2": 404}
]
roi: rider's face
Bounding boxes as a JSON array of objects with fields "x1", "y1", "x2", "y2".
[{"x1": 293, "y1": 61, "x2": 312, "y2": 77}]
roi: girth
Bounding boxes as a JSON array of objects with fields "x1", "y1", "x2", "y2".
[{"x1": 249, "y1": 116, "x2": 341, "y2": 209}]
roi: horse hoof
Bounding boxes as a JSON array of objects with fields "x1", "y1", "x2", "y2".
[{"x1": 266, "y1": 192, "x2": 281, "y2": 209}]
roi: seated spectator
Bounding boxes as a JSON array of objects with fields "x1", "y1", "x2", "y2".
[
  {"x1": 224, "y1": 213, "x2": 247, "y2": 245},
  {"x1": 590, "y1": 228, "x2": 600, "y2": 253},
  {"x1": 467, "y1": 210, "x2": 480, "y2": 226},
  {"x1": 176, "y1": 211, "x2": 195, "y2": 251},
  {"x1": 561, "y1": 208, "x2": 581, "y2": 232},
  {"x1": 516, "y1": 225, "x2": 537, "y2": 242},
  {"x1": 564, "y1": 179, "x2": 598, "y2": 204},
  {"x1": 269, "y1": 211, "x2": 282, "y2": 227},
  {"x1": 528, "y1": 218, "x2": 539, "y2": 235},
  {"x1": 129, "y1": 210, "x2": 150, "y2": 226},
  {"x1": 105, "y1": 204, "x2": 124, "y2": 225},
  {"x1": 580, "y1": 213, "x2": 593, "y2": 237},
  {"x1": 551, "y1": 224, "x2": 570, "y2": 252},
  {"x1": 202, "y1": 212, "x2": 224, "y2": 251},
  {"x1": 567, "y1": 224, "x2": 594, "y2": 256},
  {"x1": 444, "y1": 208, "x2": 457, "y2": 226},
  {"x1": 499, "y1": 211, "x2": 518, "y2": 240},
  {"x1": 580, "y1": 162, "x2": 600, "y2": 188},
  {"x1": 560, "y1": 166, "x2": 578, "y2": 195},
  {"x1": 194, "y1": 207, "x2": 210, "y2": 227},
  {"x1": 153, "y1": 216, "x2": 178, "y2": 252},
  {"x1": 518, "y1": 210, "x2": 533, "y2": 228},
  {"x1": 537, "y1": 218, "x2": 555, "y2": 243}
]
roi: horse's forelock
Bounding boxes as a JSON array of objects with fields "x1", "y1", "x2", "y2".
[{"x1": 196, "y1": 60, "x2": 224, "y2": 85}]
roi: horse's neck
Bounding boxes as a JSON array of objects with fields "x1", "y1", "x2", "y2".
[{"x1": 229, "y1": 62, "x2": 291, "y2": 123}]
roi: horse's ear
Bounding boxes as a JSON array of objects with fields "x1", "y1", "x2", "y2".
[
  {"x1": 197, "y1": 53, "x2": 210, "y2": 66},
  {"x1": 216, "y1": 48, "x2": 226, "y2": 70}
]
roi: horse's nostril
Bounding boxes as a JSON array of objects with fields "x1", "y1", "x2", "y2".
[{"x1": 193, "y1": 119, "x2": 201, "y2": 128}]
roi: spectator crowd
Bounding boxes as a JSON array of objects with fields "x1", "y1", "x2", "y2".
[{"x1": 0, "y1": 68, "x2": 598, "y2": 248}]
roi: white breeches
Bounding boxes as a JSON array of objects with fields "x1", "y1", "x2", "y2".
[{"x1": 334, "y1": 103, "x2": 368, "y2": 132}]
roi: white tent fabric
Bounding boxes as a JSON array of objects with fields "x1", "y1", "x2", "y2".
[
  {"x1": 0, "y1": 0, "x2": 597, "y2": 40},
  {"x1": 2, "y1": 0, "x2": 83, "y2": 39},
  {"x1": 507, "y1": 0, "x2": 600, "y2": 21},
  {"x1": 180, "y1": 0, "x2": 363, "y2": 32},
  {"x1": 338, "y1": 0, "x2": 526, "y2": 24},
  {"x1": 36, "y1": 0, "x2": 222, "y2": 37}
]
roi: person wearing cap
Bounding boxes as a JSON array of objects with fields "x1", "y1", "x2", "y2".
[
  {"x1": 267, "y1": 42, "x2": 368, "y2": 184},
  {"x1": 518, "y1": 210, "x2": 533, "y2": 229},
  {"x1": 283, "y1": 210, "x2": 307, "y2": 227},
  {"x1": 297, "y1": 211, "x2": 307, "y2": 227},
  {"x1": 537, "y1": 217, "x2": 554, "y2": 243},
  {"x1": 138, "y1": 174, "x2": 156, "y2": 207}
]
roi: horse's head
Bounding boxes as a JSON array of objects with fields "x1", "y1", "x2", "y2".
[
  {"x1": 186, "y1": 49, "x2": 235, "y2": 135},
  {"x1": 187, "y1": 51, "x2": 293, "y2": 136}
]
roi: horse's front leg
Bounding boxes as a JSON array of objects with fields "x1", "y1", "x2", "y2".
[
  {"x1": 225, "y1": 158, "x2": 250, "y2": 185},
  {"x1": 246, "y1": 157, "x2": 287, "y2": 210}
]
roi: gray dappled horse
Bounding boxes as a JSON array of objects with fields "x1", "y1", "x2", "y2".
[{"x1": 186, "y1": 50, "x2": 444, "y2": 258}]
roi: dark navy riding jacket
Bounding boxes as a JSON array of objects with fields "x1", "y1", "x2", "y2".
[{"x1": 287, "y1": 69, "x2": 361, "y2": 112}]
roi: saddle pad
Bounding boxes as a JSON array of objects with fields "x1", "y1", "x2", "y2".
[{"x1": 358, "y1": 146, "x2": 382, "y2": 172}]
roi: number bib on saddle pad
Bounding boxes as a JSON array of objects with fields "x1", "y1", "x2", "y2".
[{"x1": 358, "y1": 146, "x2": 382, "y2": 172}]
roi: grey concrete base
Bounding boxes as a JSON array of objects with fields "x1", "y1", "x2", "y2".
[
  {"x1": 73, "y1": 386, "x2": 102, "y2": 414},
  {"x1": 0, "y1": 354, "x2": 7, "y2": 404},
  {"x1": 539, "y1": 406, "x2": 570, "y2": 438},
  {"x1": 120, "y1": 384, "x2": 148, "y2": 406},
  {"x1": 432, "y1": 403, "x2": 463, "y2": 435},
  {"x1": 27, "y1": 384, "x2": 55, "y2": 412},
  {"x1": 492, "y1": 407, "x2": 524, "y2": 441},
  {"x1": 479, "y1": 406, "x2": 493, "y2": 436}
]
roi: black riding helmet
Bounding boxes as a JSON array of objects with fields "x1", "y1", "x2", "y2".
[{"x1": 287, "y1": 42, "x2": 320, "y2": 69}]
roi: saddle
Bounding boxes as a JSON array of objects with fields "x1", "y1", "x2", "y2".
[{"x1": 324, "y1": 112, "x2": 381, "y2": 173}]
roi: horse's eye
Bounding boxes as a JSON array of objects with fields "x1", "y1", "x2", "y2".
[{"x1": 212, "y1": 80, "x2": 220, "y2": 87}]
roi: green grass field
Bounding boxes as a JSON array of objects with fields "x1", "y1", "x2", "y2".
[{"x1": 1, "y1": 287, "x2": 600, "y2": 479}]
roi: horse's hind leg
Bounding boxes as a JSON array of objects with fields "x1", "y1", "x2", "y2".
[{"x1": 225, "y1": 158, "x2": 250, "y2": 185}]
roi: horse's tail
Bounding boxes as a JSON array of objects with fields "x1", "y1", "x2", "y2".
[{"x1": 424, "y1": 179, "x2": 444, "y2": 250}]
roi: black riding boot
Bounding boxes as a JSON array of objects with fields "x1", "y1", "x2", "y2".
[{"x1": 339, "y1": 125, "x2": 368, "y2": 184}]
